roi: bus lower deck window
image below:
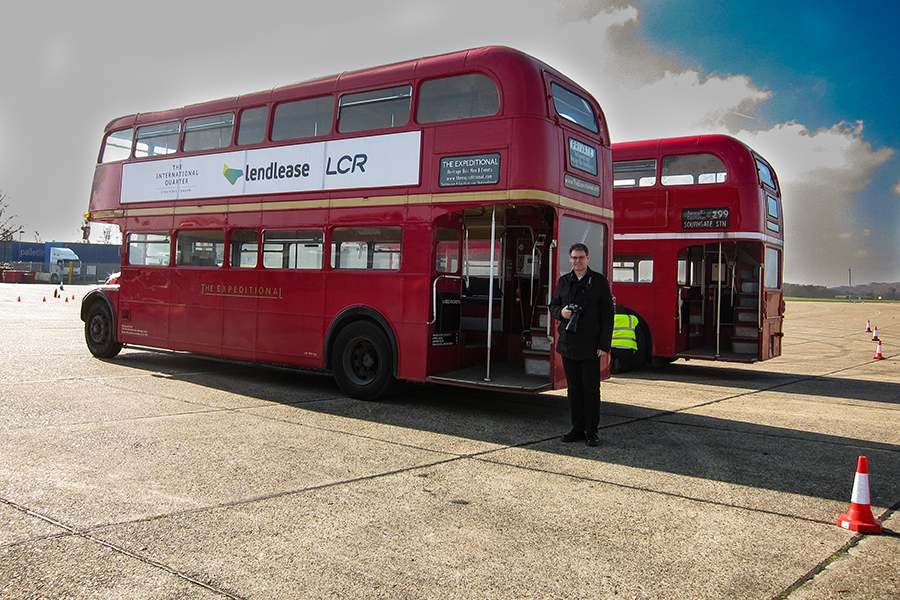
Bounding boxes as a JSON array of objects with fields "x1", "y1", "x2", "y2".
[
  {"x1": 128, "y1": 233, "x2": 171, "y2": 266},
  {"x1": 175, "y1": 231, "x2": 225, "y2": 267},
  {"x1": 331, "y1": 227, "x2": 402, "y2": 270},
  {"x1": 262, "y1": 230, "x2": 324, "y2": 269}
]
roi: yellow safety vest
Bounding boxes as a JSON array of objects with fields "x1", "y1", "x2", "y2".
[{"x1": 612, "y1": 314, "x2": 638, "y2": 351}]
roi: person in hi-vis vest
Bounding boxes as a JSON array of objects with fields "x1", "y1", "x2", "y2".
[{"x1": 610, "y1": 314, "x2": 638, "y2": 373}]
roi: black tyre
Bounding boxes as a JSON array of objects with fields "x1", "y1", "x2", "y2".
[
  {"x1": 332, "y1": 321, "x2": 396, "y2": 401},
  {"x1": 85, "y1": 302, "x2": 122, "y2": 358}
]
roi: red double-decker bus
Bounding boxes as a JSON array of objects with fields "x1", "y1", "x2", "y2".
[
  {"x1": 81, "y1": 46, "x2": 613, "y2": 400},
  {"x1": 610, "y1": 135, "x2": 784, "y2": 371}
]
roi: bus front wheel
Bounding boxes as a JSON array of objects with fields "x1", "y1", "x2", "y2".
[
  {"x1": 332, "y1": 321, "x2": 396, "y2": 401},
  {"x1": 85, "y1": 303, "x2": 122, "y2": 358}
]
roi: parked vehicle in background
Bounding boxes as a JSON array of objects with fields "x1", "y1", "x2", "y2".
[{"x1": 611, "y1": 135, "x2": 784, "y2": 371}]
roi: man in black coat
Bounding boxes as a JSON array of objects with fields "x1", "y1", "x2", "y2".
[{"x1": 549, "y1": 243, "x2": 615, "y2": 446}]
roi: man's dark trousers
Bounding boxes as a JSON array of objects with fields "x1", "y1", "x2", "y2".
[{"x1": 562, "y1": 355, "x2": 601, "y2": 434}]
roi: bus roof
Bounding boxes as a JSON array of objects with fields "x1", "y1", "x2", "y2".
[
  {"x1": 612, "y1": 133, "x2": 758, "y2": 160},
  {"x1": 103, "y1": 46, "x2": 598, "y2": 135}
]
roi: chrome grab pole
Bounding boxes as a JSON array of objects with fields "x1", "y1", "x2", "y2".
[
  {"x1": 716, "y1": 243, "x2": 722, "y2": 358},
  {"x1": 427, "y1": 275, "x2": 463, "y2": 325},
  {"x1": 547, "y1": 239, "x2": 556, "y2": 341},
  {"x1": 485, "y1": 206, "x2": 497, "y2": 382}
]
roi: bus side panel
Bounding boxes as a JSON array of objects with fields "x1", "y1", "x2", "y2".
[
  {"x1": 117, "y1": 267, "x2": 171, "y2": 348},
  {"x1": 386, "y1": 274, "x2": 429, "y2": 382},
  {"x1": 615, "y1": 189, "x2": 665, "y2": 232},
  {"x1": 616, "y1": 281, "x2": 675, "y2": 358},
  {"x1": 90, "y1": 164, "x2": 124, "y2": 215},
  {"x1": 167, "y1": 268, "x2": 225, "y2": 356},
  {"x1": 254, "y1": 271, "x2": 326, "y2": 368},
  {"x1": 221, "y1": 269, "x2": 260, "y2": 361}
]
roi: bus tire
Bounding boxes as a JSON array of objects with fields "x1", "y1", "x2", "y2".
[
  {"x1": 332, "y1": 321, "x2": 396, "y2": 401},
  {"x1": 85, "y1": 302, "x2": 122, "y2": 358}
]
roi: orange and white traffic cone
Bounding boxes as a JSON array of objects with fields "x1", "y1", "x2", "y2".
[
  {"x1": 866, "y1": 320, "x2": 872, "y2": 332},
  {"x1": 872, "y1": 327, "x2": 880, "y2": 342},
  {"x1": 873, "y1": 341, "x2": 885, "y2": 360},
  {"x1": 837, "y1": 456, "x2": 882, "y2": 533}
]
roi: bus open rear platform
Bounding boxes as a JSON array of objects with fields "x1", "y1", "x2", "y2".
[
  {"x1": 675, "y1": 346, "x2": 759, "y2": 363},
  {"x1": 427, "y1": 361, "x2": 551, "y2": 392}
]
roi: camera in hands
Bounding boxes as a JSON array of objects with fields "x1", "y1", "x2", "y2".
[{"x1": 565, "y1": 304, "x2": 583, "y2": 332}]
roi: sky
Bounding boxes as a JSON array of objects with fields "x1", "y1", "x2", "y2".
[{"x1": 0, "y1": 0, "x2": 897, "y2": 286}]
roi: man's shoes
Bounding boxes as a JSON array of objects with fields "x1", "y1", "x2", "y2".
[
  {"x1": 585, "y1": 432, "x2": 600, "y2": 447},
  {"x1": 561, "y1": 429, "x2": 585, "y2": 443}
]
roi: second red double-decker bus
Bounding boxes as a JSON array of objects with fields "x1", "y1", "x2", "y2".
[
  {"x1": 81, "y1": 46, "x2": 614, "y2": 400},
  {"x1": 610, "y1": 135, "x2": 784, "y2": 371}
]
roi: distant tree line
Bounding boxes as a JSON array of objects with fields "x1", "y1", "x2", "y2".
[
  {"x1": 785, "y1": 282, "x2": 899, "y2": 301},
  {"x1": 0, "y1": 190, "x2": 25, "y2": 242}
]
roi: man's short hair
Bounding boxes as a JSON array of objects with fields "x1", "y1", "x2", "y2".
[{"x1": 568, "y1": 243, "x2": 590, "y2": 256}]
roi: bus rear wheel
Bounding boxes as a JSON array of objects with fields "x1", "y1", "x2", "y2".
[
  {"x1": 85, "y1": 303, "x2": 123, "y2": 358},
  {"x1": 332, "y1": 321, "x2": 396, "y2": 401}
]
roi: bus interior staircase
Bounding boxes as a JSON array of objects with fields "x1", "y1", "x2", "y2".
[{"x1": 677, "y1": 245, "x2": 761, "y2": 362}]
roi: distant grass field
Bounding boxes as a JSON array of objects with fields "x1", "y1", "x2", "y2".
[{"x1": 785, "y1": 297, "x2": 900, "y2": 303}]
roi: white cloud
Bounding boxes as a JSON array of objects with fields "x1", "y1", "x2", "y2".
[{"x1": 736, "y1": 122, "x2": 892, "y2": 284}]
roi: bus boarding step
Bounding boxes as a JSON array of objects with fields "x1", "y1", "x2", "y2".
[{"x1": 522, "y1": 351, "x2": 550, "y2": 376}]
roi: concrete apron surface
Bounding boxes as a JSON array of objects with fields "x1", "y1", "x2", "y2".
[{"x1": 1, "y1": 285, "x2": 898, "y2": 599}]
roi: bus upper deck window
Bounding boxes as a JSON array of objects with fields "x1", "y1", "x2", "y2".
[
  {"x1": 550, "y1": 82, "x2": 598, "y2": 133},
  {"x1": 100, "y1": 129, "x2": 133, "y2": 163},
  {"x1": 237, "y1": 106, "x2": 269, "y2": 145},
  {"x1": 614, "y1": 159, "x2": 657, "y2": 188},
  {"x1": 338, "y1": 86, "x2": 411, "y2": 133},
  {"x1": 183, "y1": 113, "x2": 234, "y2": 152},
  {"x1": 272, "y1": 97, "x2": 334, "y2": 141},
  {"x1": 661, "y1": 154, "x2": 726, "y2": 186},
  {"x1": 417, "y1": 74, "x2": 499, "y2": 123},
  {"x1": 756, "y1": 157, "x2": 777, "y2": 190},
  {"x1": 135, "y1": 122, "x2": 180, "y2": 158}
]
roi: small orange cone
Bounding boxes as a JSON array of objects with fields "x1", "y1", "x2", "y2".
[
  {"x1": 64, "y1": 297, "x2": 69, "y2": 303},
  {"x1": 866, "y1": 320, "x2": 872, "y2": 332},
  {"x1": 837, "y1": 456, "x2": 882, "y2": 533},
  {"x1": 873, "y1": 341, "x2": 885, "y2": 360},
  {"x1": 17, "y1": 296, "x2": 21, "y2": 302},
  {"x1": 42, "y1": 297, "x2": 46, "y2": 302},
  {"x1": 872, "y1": 327, "x2": 880, "y2": 342}
]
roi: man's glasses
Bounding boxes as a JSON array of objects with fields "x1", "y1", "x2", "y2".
[{"x1": 569, "y1": 255, "x2": 587, "y2": 261}]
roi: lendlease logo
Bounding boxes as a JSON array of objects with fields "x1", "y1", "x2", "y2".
[
  {"x1": 223, "y1": 162, "x2": 312, "y2": 185},
  {"x1": 223, "y1": 165, "x2": 243, "y2": 185}
]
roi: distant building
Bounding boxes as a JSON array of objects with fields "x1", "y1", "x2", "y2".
[{"x1": 0, "y1": 241, "x2": 121, "y2": 283}]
